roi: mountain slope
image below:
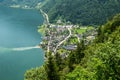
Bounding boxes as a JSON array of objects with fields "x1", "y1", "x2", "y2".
[
  {"x1": 24, "y1": 13, "x2": 120, "y2": 80},
  {"x1": 42, "y1": 0, "x2": 120, "y2": 25},
  {"x1": 66, "y1": 14, "x2": 120, "y2": 79}
]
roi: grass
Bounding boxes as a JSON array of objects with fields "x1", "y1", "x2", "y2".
[
  {"x1": 58, "y1": 48, "x2": 67, "y2": 54},
  {"x1": 38, "y1": 25, "x2": 45, "y2": 35},
  {"x1": 74, "y1": 28, "x2": 86, "y2": 34},
  {"x1": 87, "y1": 26, "x2": 94, "y2": 30},
  {"x1": 73, "y1": 26, "x2": 94, "y2": 34},
  {"x1": 76, "y1": 29, "x2": 86, "y2": 34},
  {"x1": 69, "y1": 37, "x2": 78, "y2": 44}
]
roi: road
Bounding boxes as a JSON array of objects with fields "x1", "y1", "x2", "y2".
[
  {"x1": 40, "y1": 9, "x2": 50, "y2": 25},
  {"x1": 54, "y1": 27, "x2": 72, "y2": 54},
  {"x1": 40, "y1": 9, "x2": 51, "y2": 53},
  {"x1": 47, "y1": 29, "x2": 51, "y2": 53},
  {"x1": 75, "y1": 34, "x2": 80, "y2": 42},
  {"x1": 40, "y1": 9, "x2": 73, "y2": 54}
]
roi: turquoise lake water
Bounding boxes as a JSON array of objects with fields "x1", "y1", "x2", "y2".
[{"x1": 0, "y1": 6, "x2": 44, "y2": 80}]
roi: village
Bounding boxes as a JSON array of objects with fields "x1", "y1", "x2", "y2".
[
  {"x1": 38, "y1": 22, "x2": 97, "y2": 57},
  {"x1": 39, "y1": 9, "x2": 98, "y2": 57}
]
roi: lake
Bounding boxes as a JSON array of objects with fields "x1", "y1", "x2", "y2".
[{"x1": 0, "y1": 6, "x2": 44, "y2": 80}]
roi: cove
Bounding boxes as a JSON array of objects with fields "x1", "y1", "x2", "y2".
[{"x1": 0, "y1": 6, "x2": 44, "y2": 80}]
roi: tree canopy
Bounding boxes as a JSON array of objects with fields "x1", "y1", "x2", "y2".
[
  {"x1": 25, "y1": 13, "x2": 120, "y2": 80},
  {"x1": 42, "y1": 0, "x2": 120, "y2": 25}
]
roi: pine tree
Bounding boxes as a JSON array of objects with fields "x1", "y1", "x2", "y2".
[
  {"x1": 45, "y1": 52, "x2": 60, "y2": 80},
  {"x1": 75, "y1": 40, "x2": 85, "y2": 64},
  {"x1": 68, "y1": 51, "x2": 76, "y2": 72},
  {"x1": 55, "y1": 53, "x2": 63, "y2": 70}
]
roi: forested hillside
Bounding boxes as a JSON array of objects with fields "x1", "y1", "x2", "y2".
[
  {"x1": 24, "y1": 13, "x2": 120, "y2": 80},
  {"x1": 0, "y1": 0, "x2": 44, "y2": 8},
  {"x1": 42, "y1": 0, "x2": 120, "y2": 25}
]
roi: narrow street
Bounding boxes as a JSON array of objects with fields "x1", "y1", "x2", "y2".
[{"x1": 54, "y1": 27, "x2": 72, "y2": 54}]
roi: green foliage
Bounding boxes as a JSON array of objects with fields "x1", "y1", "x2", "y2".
[
  {"x1": 74, "y1": 40, "x2": 85, "y2": 64},
  {"x1": 45, "y1": 52, "x2": 60, "y2": 80},
  {"x1": 66, "y1": 27, "x2": 120, "y2": 80},
  {"x1": 42, "y1": 0, "x2": 120, "y2": 25},
  {"x1": 96, "y1": 13, "x2": 120, "y2": 43},
  {"x1": 68, "y1": 37, "x2": 78, "y2": 44},
  {"x1": 24, "y1": 14, "x2": 120, "y2": 80},
  {"x1": 38, "y1": 25, "x2": 46, "y2": 36},
  {"x1": 65, "y1": 14, "x2": 120, "y2": 80},
  {"x1": 54, "y1": 53, "x2": 64, "y2": 71},
  {"x1": 68, "y1": 40, "x2": 85, "y2": 71},
  {"x1": 74, "y1": 27, "x2": 87, "y2": 34},
  {"x1": 67, "y1": 51, "x2": 76, "y2": 72},
  {"x1": 66, "y1": 66, "x2": 95, "y2": 80},
  {"x1": 24, "y1": 66, "x2": 47, "y2": 80}
]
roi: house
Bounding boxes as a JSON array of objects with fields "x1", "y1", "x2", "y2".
[
  {"x1": 86, "y1": 36, "x2": 95, "y2": 41},
  {"x1": 63, "y1": 45, "x2": 77, "y2": 50}
]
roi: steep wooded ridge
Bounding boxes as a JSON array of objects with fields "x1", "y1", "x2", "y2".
[
  {"x1": 42, "y1": 0, "x2": 120, "y2": 25},
  {"x1": 24, "y1": 13, "x2": 120, "y2": 80},
  {"x1": 0, "y1": 0, "x2": 44, "y2": 8}
]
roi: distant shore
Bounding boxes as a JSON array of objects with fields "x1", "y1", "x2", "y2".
[{"x1": 9, "y1": 5, "x2": 33, "y2": 9}]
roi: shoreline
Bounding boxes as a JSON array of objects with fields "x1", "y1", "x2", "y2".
[
  {"x1": 9, "y1": 5, "x2": 34, "y2": 10},
  {"x1": 38, "y1": 8, "x2": 96, "y2": 56},
  {"x1": 39, "y1": 9, "x2": 50, "y2": 53}
]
